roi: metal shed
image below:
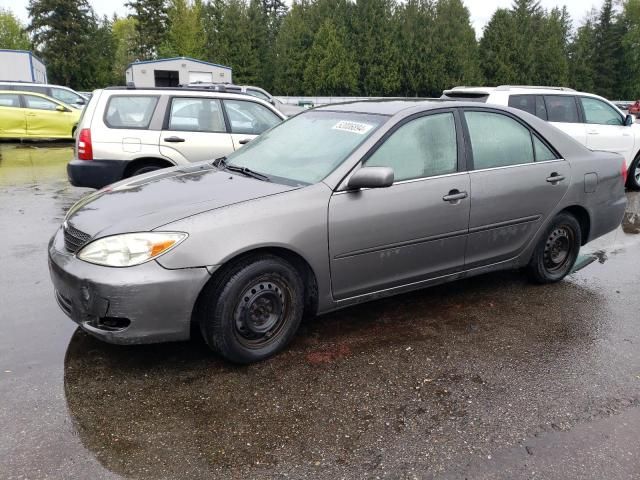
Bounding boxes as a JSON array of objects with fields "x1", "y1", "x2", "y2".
[
  {"x1": 0, "y1": 50, "x2": 47, "y2": 83},
  {"x1": 125, "y1": 57, "x2": 232, "y2": 88}
]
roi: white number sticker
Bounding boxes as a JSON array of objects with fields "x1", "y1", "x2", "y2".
[{"x1": 332, "y1": 120, "x2": 373, "y2": 135}]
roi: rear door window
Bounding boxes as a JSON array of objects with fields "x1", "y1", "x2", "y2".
[
  {"x1": 223, "y1": 99, "x2": 281, "y2": 135},
  {"x1": 544, "y1": 96, "x2": 580, "y2": 123},
  {"x1": 465, "y1": 111, "x2": 534, "y2": 169},
  {"x1": 508, "y1": 95, "x2": 536, "y2": 116},
  {"x1": 0, "y1": 93, "x2": 20, "y2": 107},
  {"x1": 168, "y1": 97, "x2": 226, "y2": 132},
  {"x1": 104, "y1": 95, "x2": 158, "y2": 129}
]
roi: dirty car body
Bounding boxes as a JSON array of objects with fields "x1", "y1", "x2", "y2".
[{"x1": 49, "y1": 100, "x2": 627, "y2": 363}]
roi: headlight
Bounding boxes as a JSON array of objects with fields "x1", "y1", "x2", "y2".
[{"x1": 77, "y1": 232, "x2": 187, "y2": 267}]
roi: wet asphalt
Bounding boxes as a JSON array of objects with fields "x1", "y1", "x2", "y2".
[{"x1": 1, "y1": 142, "x2": 640, "y2": 480}]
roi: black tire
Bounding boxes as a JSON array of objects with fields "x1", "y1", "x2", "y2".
[
  {"x1": 527, "y1": 212, "x2": 581, "y2": 284},
  {"x1": 627, "y1": 155, "x2": 640, "y2": 191},
  {"x1": 128, "y1": 164, "x2": 164, "y2": 177},
  {"x1": 199, "y1": 255, "x2": 305, "y2": 364}
]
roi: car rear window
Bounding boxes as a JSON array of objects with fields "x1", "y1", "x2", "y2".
[{"x1": 104, "y1": 95, "x2": 158, "y2": 129}]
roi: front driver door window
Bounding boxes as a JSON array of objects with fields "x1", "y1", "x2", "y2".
[
  {"x1": 328, "y1": 111, "x2": 470, "y2": 300},
  {"x1": 223, "y1": 99, "x2": 282, "y2": 149},
  {"x1": 580, "y1": 96, "x2": 633, "y2": 158}
]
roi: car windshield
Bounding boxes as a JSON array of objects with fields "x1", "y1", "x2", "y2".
[{"x1": 225, "y1": 111, "x2": 386, "y2": 185}]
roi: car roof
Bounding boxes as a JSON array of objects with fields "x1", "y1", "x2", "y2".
[{"x1": 314, "y1": 99, "x2": 448, "y2": 115}]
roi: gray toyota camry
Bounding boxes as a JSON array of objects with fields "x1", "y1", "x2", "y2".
[{"x1": 49, "y1": 100, "x2": 627, "y2": 363}]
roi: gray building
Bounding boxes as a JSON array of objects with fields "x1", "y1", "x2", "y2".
[
  {"x1": 0, "y1": 50, "x2": 47, "y2": 83},
  {"x1": 125, "y1": 57, "x2": 232, "y2": 88}
]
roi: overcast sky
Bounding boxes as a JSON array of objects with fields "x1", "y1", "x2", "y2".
[{"x1": 1, "y1": 0, "x2": 604, "y2": 36}]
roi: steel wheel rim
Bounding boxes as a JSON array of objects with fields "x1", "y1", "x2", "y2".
[
  {"x1": 233, "y1": 278, "x2": 289, "y2": 348},
  {"x1": 543, "y1": 225, "x2": 574, "y2": 273}
]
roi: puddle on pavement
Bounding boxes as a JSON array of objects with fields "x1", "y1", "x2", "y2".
[
  {"x1": 63, "y1": 270, "x2": 613, "y2": 479},
  {"x1": 0, "y1": 141, "x2": 74, "y2": 186}
]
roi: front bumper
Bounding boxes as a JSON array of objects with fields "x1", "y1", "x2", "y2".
[
  {"x1": 68, "y1": 159, "x2": 129, "y2": 189},
  {"x1": 48, "y1": 228, "x2": 211, "y2": 345}
]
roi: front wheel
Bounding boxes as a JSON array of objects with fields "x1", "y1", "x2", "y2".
[
  {"x1": 527, "y1": 213, "x2": 581, "y2": 284},
  {"x1": 199, "y1": 255, "x2": 305, "y2": 364},
  {"x1": 627, "y1": 155, "x2": 640, "y2": 191}
]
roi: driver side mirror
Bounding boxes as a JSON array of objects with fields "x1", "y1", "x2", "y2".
[
  {"x1": 347, "y1": 166, "x2": 394, "y2": 190},
  {"x1": 625, "y1": 114, "x2": 634, "y2": 126}
]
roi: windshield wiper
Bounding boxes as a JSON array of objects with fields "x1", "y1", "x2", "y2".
[
  {"x1": 224, "y1": 164, "x2": 270, "y2": 182},
  {"x1": 212, "y1": 156, "x2": 227, "y2": 168}
]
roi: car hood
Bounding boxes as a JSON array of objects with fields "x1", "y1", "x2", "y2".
[{"x1": 65, "y1": 163, "x2": 298, "y2": 237}]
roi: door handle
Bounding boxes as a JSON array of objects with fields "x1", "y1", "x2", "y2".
[
  {"x1": 546, "y1": 172, "x2": 565, "y2": 184},
  {"x1": 164, "y1": 136, "x2": 185, "y2": 143},
  {"x1": 238, "y1": 138, "x2": 251, "y2": 145},
  {"x1": 442, "y1": 190, "x2": 468, "y2": 203}
]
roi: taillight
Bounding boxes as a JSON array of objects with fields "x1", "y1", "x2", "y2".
[
  {"x1": 622, "y1": 159, "x2": 628, "y2": 185},
  {"x1": 77, "y1": 128, "x2": 93, "y2": 160}
]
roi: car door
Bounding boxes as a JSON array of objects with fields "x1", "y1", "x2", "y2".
[
  {"x1": 22, "y1": 94, "x2": 69, "y2": 137},
  {"x1": 159, "y1": 96, "x2": 234, "y2": 163},
  {"x1": 462, "y1": 109, "x2": 571, "y2": 267},
  {"x1": 543, "y1": 95, "x2": 587, "y2": 145},
  {"x1": 0, "y1": 93, "x2": 26, "y2": 137},
  {"x1": 579, "y1": 96, "x2": 635, "y2": 160},
  {"x1": 222, "y1": 99, "x2": 283, "y2": 149},
  {"x1": 328, "y1": 110, "x2": 470, "y2": 300}
]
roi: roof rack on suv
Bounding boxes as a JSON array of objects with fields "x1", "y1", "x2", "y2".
[
  {"x1": 105, "y1": 85, "x2": 250, "y2": 96},
  {"x1": 495, "y1": 85, "x2": 576, "y2": 92}
]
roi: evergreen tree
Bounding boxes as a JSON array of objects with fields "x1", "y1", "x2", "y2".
[
  {"x1": 126, "y1": 0, "x2": 169, "y2": 60},
  {"x1": 568, "y1": 11, "x2": 597, "y2": 92},
  {"x1": 303, "y1": 19, "x2": 358, "y2": 94},
  {"x1": 112, "y1": 17, "x2": 138, "y2": 84},
  {"x1": 479, "y1": 9, "x2": 519, "y2": 85},
  {"x1": 395, "y1": 0, "x2": 433, "y2": 96},
  {"x1": 27, "y1": 0, "x2": 97, "y2": 88},
  {"x1": 431, "y1": 0, "x2": 481, "y2": 94},
  {"x1": 161, "y1": 0, "x2": 207, "y2": 59},
  {"x1": 272, "y1": 0, "x2": 314, "y2": 94},
  {"x1": 593, "y1": 0, "x2": 623, "y2": 98},
  {"x1": 620, "y1": 0, "x2": 640, "y2": 98},
  {"x1": 352, "y1": 0, "x2": 400, "y2": 95},
  {"x1": 0, "y1": 9, "x2": 30, "y2": 50},
  {"x1": 532, "y1": 7, "x2": 570, "y2": 86},
  {"x1": 510, "y1": 0, "x2": 543, "y2": 83}
]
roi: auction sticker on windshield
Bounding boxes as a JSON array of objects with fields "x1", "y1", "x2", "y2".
[{"x1": 332, "y1": 120, "x2": 374, "y2": 135}]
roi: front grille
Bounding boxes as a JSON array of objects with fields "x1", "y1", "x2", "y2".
[{"x1": 63, "y1": 223, "x2": 91, "y2": 253}]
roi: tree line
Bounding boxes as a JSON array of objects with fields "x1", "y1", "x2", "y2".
[{"x1": 0, "y1": 0, "x2": 639, "y2": 99}]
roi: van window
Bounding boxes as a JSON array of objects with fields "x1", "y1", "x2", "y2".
[
  {"x1": 169, "y1": 98, "x2": 226, "y2": 132},
  {"x1": 465, "y1": 111, "x2": 534, "y2": 169},
  {"x1": 51, "y1": 87, "x2": 84, "y2": 106},
  {"x1": 580, "y1": 97, "x2": 623, "y2": 126},
  {"x1": 105, "y1": 96, "x2": 158, "y2": 129},
  {"x1": 544, "y1": 96, "x2": 580, "y2": 123},
  {"x1": 224, "y1": 99, "x2": 281, "y2": 135}
]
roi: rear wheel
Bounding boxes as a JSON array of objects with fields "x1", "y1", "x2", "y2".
[
  {"x1": 199, "y1": 255, "x2": 305, "y2": 364},
  {"x1": 627, "y1": 155, "x2": 640, "y2": 191},
  {"x1": 128, "y1": 164, "x2": 164, "y2": 177},
  {"x1": 527, "y1": 213, "x2": 581, "y2": 284}
]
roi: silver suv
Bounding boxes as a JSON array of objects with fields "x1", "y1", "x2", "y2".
[{"x1": 68, "y1": 87, "x2": 286, "y2": 189}]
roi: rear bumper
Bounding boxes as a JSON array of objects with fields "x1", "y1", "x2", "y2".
[
  {"x1": 67, "y1": 159, "x2": 128, "y2": 189},
  {"x1": 48, "y1": 228, "x2": 211, "y2": 345}
]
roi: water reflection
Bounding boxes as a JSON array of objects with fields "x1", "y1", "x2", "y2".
[
  {"x1": 0, "y1": 141, "x2": 73, "y2": 186},
  {"x1": 63, "y1": 271, "x2": 607, "y2": 479}
]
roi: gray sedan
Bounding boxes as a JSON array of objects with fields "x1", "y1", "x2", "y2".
[{"x1": 49, "y1": 101, "x2": 627, "y2": 363}]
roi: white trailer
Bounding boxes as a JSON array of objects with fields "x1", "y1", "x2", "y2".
[
  {"x1": 125, "y1": 57, "x2": 232, "y2": 88},
  {"x1": 0, "y1": 50, "x2": 47, "y2": 83}
]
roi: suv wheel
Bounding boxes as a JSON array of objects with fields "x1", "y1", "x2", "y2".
[
  {"x1": 129, "y1": 164, "x2": 163, "y2": 177},
  {"x1": 199, "y1": 255, "x2": 305, "y2": 364},
  {"x1": 627, "y1": 155, "x2": 640, "y2": 191},
  {"x1": 527, "y1": 213, "x2": 581, "y2": 284}
]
